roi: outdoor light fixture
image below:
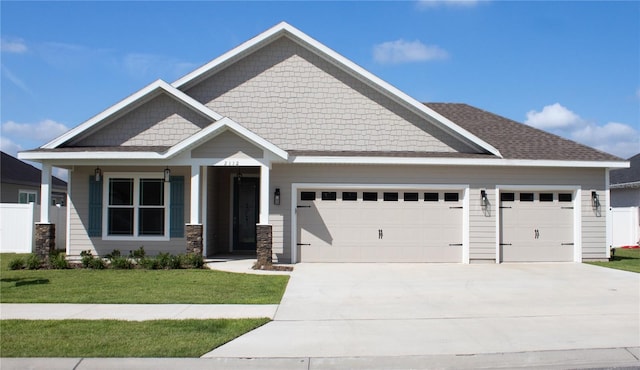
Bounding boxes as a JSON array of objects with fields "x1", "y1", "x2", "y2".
[
  {"x1": 480, "y1": 190, "x2": 488, "y2": 208},
  {"x1": 274, "y1": 188, "x2": 281, "y2": 206},
  {"x1": 94, "y1": 167, "x2": 102, "y2": 182},
  {"x1": 591, "y1": 191, "x2": 600, "y2": 209},
  {"x1": 164, "y1": 167, "x2": 171, "y2": 182}
]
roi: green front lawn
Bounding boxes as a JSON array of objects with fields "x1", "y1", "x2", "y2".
[
  {"x1": 586, "y1": 248, "x2": 640, "y2": 273},
  {"x1": 0, "y1": 318, "x2": 269, "y2": 357},
  {"x1": 0, "y1": 253, "x2": 289, "y2": 304}
]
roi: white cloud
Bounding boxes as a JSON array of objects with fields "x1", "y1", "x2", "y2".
[
  {"x1": 525, "y1": 103, "x2": 640, "y2": 159},
  {"x1": 525, "y1": 103, "x2": 582, "y2": 129},
  {"x1": 373, "y1": 39, "x2": 449, "y2": 64},
  {"x1": 1, "y1": 63, "x2": 32, "y2": 95},
  {"x1": 417, "y1": 0, "x2": 481, "y2": 9},
  {"x1": 1, "y1": 37, "x2": 27, "y2": 54},
  {"x1": 123, "y1": 53, "x2": 198, "y2": 80},
  {"x1": 0, "y1": 137, "x2": 24, "y2": 157},
  {"x1": 2, "y1": 119, "x2": 69, "y2": 144}
]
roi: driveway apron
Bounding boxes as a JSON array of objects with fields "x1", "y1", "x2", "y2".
[{"x1": 204, "y1": 263, "x2": 640, "y2": 358}]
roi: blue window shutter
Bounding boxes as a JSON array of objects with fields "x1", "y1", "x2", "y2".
[
  {"x1": 88, "y1": 176, "x2": 103, "y2": 237},
  {"x1": 170, "y1": 176, "x2": 184, "y2": 238}
]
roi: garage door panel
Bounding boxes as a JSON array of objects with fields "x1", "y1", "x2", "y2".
[
  {"x1": 500, "y1": 192, "x2": 574, "y2": 262},
  {"x1": 297, "y1": 188, "x2": 464, "y2": 262}
]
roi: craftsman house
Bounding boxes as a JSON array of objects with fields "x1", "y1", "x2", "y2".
[{"x1": 20, "y1": 22, "x2": 627, "y2": 263}]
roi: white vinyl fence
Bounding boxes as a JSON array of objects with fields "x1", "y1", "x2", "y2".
[
  {"x1": 0, "y1": 203, "x2": 67, "y2": 253},
  {"x1": 610, "y1": 207, "x2": 640, "y2": 248}
]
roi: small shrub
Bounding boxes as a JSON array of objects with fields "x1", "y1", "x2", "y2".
[
  {"x1": 8, "y1": 257, "x2": 25, "y2": 270},
  {"x1": 156, "y1": 252, "x2": 172, "y2": 269},
  {"x1": 168, "y1": 254, "x2": 183, "y2": 269},
  {"x1": 185, "y1": 253, "x2": 204, "y2": 269},
  {"x1": 129, "y1": 246, "x2": 146, "y2": 260},
  {"x1": 88, "y1": 257, "x2": 105, "y2": 270},
  {"x1": 49, "y1": 253, "x2": 69, "y2": 269},
  {"x1": 138, "y1": 257, "x2": 159, "y2": 270},
  {"x1": 25, "y1": 254, "x2": 41, "y2": 270},
  {"x1": 80, "y1": 250, "x2": 94, "y2": 268},
  {"x1": 110, "y1": 256, "x2": 133, "y2": 269}
]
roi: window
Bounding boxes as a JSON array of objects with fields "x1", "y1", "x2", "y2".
[
  {"x1": 404, "y1": 192, "x2": 419, "y2": 202},
  {"x1": 424, "y1": 192, "x2": 439, "y2": 202},
  {"x1": 301, "y1": 192, "x2": 316, "y2": 201},
  {"x1": 558, "y1": 193, "x2": 572, "y2": 202},
  {"x1": 500, "y1": 193, "x2": 515, "y2": 202},
  {"x1": 383, "y1": 192, "x2": 398, "y2": 201},
  {"x1": 444, "y1": 193, "x2": 459, "y2": 202},
  {"x1": 539, "y1": 193, "x2": 554, "y2": 202},
  {"x1": 363, "y1": 192, "x2": 378, "y2": 201},
  {"x1": 342, "y1": 192, "x2": 357, "y2": 201},
  {"x1": 520, "y1": 193, "x2": 534, "y2": 202},
  {"x1": 18, "y1": 190, "x2": 37, "y2": 204},
  {"x1": 321, "y1": 191, "x2": 337, "y2": 201},
  {"x1": 104, "y1": 174, "x2": 168, "y2": 239}
]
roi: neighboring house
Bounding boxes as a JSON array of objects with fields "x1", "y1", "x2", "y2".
[
  {"x1": 610, "y1": 153, "x2": 640, "y2": 207},
  {"x1": 1, "y1": 151, "x2": 67, "y2": 205},
  {"x1": 19, "y1": 22, "x2": 628, "y2": 263}
]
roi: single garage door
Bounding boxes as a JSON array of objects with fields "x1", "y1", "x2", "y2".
[
  {"x1": 500, "y1": 191, "x2": 574, "y2": 262},
  {"x1": 296, "y1": 189, "x2": 464, "y2": 262}
]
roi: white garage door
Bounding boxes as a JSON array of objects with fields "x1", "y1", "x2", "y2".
[
  {"x1": 500, "y1": 191, "x2": 574, "y2": 262},
  {"x1": 296, "y1": 189, "x2": 463, "y2": 262}
]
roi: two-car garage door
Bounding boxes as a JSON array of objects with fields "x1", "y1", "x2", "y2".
[{"x1": 296, "y1": 188, "x2": 464, "y2": 262}]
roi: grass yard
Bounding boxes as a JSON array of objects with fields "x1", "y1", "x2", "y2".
[
  {"x1": 0, "y1": 253, "x2": 289, "y2": 304},
  {"x1": 0, "y1": 318, "x2": 269, "y2": 357},
  {"x1": 586, "y1": 248, "x2": 640, "y2": 273}
]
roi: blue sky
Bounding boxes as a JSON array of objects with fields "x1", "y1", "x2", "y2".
[{"x1": 2, "y1": 0, "x2": 639, "y2": 179}]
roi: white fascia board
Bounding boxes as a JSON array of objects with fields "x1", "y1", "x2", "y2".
[
  {"x1": 163, "y1": 117, "x2": 288, "y2": 161},
  {"x1": 171, "y1": 22, "x2": 501, "y2": 157},
  {"x1": 42, "y1": 80, "x2": 223, "y2": 149},
  {"x1": 290, "y1": 155, "x2": 629, "y2": 168},
  {"x1": 19, "y1": 151, "x2": 164, "y2": 161}
]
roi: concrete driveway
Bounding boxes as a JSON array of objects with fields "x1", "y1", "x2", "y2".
[{"x1": 205, "y1": 263, "x2": 639, "y2": 358}]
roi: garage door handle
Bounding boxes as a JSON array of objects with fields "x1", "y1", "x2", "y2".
[
  {"x1": 449, "y1": 206, "x2": 463, "y2": 209},
  {"x1": 499, "y1": 206, "x2": 512, "y2": 209},
  {"x1": 449, "y1": 243, "x2": 463, "y2": 246},
  {"x1": 500, "y1": 243, "x2": 512, "y2": 246},
  {"x1": 561, "y1": 243, "x2": 574, "y2": 246},
  {"x1": 296, "y1": 243, "x2": 310, "y2": 246},
  {"x1": 561, "y1": 207, "x2": 574, "y2": 209},
  {"x1": 297, "y1": 205, "x2": 311, "y2": 208},
  {"x1": 378, "y1": 229, "x2": 383, "y2": 239}
]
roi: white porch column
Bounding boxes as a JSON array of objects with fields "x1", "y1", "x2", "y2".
[
  {"x1": 40, "y1": 163, "x2": 52, "y2": 223},
  {"x1": 259, "y1": 164, "x2": 270, "y2": 225},
  {"x1": 190, "y1": 164, "x2": 200, "y2": 224}
]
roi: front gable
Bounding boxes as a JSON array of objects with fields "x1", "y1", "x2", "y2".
[
  {"x1": 71, "y1": 92, "x2": 213, "y2": 147},
  {"x1": 191, "y1": 129, "x2": 264, "y2": 159},
  {"x1": 185, "y1": 37, "x2": 476, "y2": 154}
]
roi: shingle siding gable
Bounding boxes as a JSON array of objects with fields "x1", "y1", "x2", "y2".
[
  {"x1": 72, "y1": 94, "x2": 211, "y2": 147},
  {"x1": 185, "y1": 37, "x2": 477, "y2": 154}
]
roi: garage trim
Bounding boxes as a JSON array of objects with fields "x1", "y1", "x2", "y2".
[
  {"x1": 495, "y1": 185, "x2": 582, "y2": 263},
  {"x1": 291, "y1": 183, "x2": 470, "y2": 263}
]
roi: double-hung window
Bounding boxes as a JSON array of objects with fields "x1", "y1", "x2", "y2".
[
  {"x1": 19, "y1": 190, "x2": 37, "y2": 204},
  {"x1": 104, "y1": 174, "x2": 169, "y2": 240}
]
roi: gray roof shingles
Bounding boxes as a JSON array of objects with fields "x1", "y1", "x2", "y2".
[
  {"x1": 610, "y1": 153, "x2": 640, "y2": 185},
  {"x1": 1, "y1": 151, "x2": 67, "y2": 189}
]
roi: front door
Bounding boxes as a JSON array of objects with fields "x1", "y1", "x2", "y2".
[{"x1": 233, "y1": 177, "x2": 259, "y2": 251}]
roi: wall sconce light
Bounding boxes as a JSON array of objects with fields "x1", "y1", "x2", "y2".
[
  {"x1": 274, "y1": 188, "x2": 281, "y2": 206},
  {"x1": 94, "y1": 167, "x2": 102, "y2": 182},
  {"x1": 591, "y1": 191, "x2": 600, "y2": 209},
  {"x1": 164, "y1": 167, "x2": 171, "y2": 182},
  {"x1": 480, "y1": 189, "x2": 488, "y2": 208}
]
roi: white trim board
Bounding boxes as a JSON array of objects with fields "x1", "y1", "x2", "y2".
[{"x1": 290, "y1": 183, "x2": 470, "y2": 264}]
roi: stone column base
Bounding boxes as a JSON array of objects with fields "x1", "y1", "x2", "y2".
[
  {"x1": 35, "y1": 223, "x2": 55, "y2": 259},
  {"x1": 186, "y1": 224, "x2": 203, "y2": 255},
  {"x1": 255, "y1": 224, "x2": 273, "y2": 269}
]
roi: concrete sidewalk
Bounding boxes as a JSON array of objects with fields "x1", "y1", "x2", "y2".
[
  {"x1": 0, "y1": 303, "x2": 278, "y2": 320},
  {"x1": 2, "y1": 347, "x2": 640, "y2": 369}
]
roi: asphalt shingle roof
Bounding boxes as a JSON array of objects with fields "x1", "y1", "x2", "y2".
[
  {"x1": 610, "y1": 153, "x2": 640, "y2": 185},
  {"x1": 425, "y1": 103, "x2": 623, "y2": 162},
  {"x1": 1, "y1": 151, "x2": 67, "y2": 189}
]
